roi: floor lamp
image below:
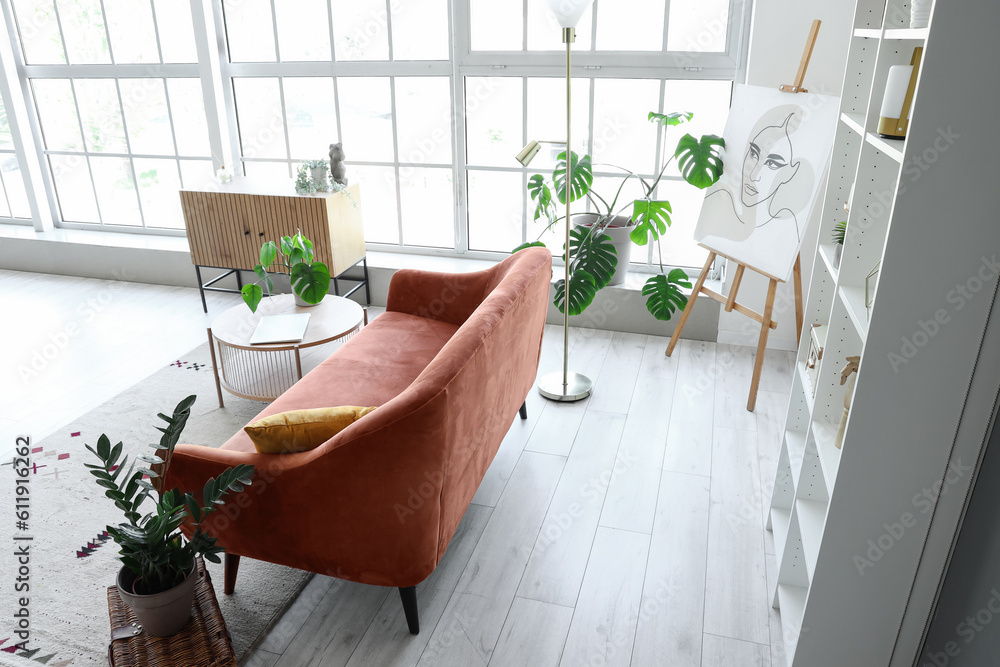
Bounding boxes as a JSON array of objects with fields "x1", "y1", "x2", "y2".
[{"x1": 517, "y1": 0, "x2": 596, "y2": 403}]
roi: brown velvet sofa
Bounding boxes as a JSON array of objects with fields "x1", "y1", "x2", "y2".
[{"x1": 164, "y1": 247, "x2": 552, "y2": 634}]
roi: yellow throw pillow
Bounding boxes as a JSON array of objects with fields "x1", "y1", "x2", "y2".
[{"x1": 244, "y1": 406, "x2": 377, "y2": 454}]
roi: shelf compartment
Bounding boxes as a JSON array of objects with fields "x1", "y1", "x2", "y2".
[
  {"x1": 771, "y1": 507, "x2": 791, "y2": 563},
  {"x1": 813, "y1": 418, "x2": 843, "y2": 490},
  {"x1": 796, "y1": 498, "x2": 829, "y2": 582},
  {"x1": 865, "y1": 132, "x2": 905, "y2": 163},
  {"x1": 786, "y1": 428, "x2": 807, "y2": 484},
  {"x1": 771, "y1": 442, "x2": 797, "y2": 514},
  {"x1": 840, "y1": 285, "x2": 870, "y2": 338},
  {"x1": 853, "y1": 28, "x2": 881, "y2": 38},
  {"x1": 794, "y1": 364, "x2": 816, "y2": 423},
  {"x1": 818, "y1": 243, "x2": 840, "y2": 279},
  {"x1": 796, "y1": 435, "x2": 829, "y2": 502},
  {"x1": 776, "y1": 584, "x2": 808, "y2": 666}
]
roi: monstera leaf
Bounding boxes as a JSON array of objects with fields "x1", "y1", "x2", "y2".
[
  {"x1": 630, "y1": 200, "x2": 673, "y2": 246},
  {"x1": 527, "y1": 174, "x2": 556, "y2": 223},
  {"x1": 554, "y1": 270, "x2": 598, "y2": 317},
  {"x1": 675, "y1": 133, "x2": 725, "y2": 189},
  {"x1": 552, "y1": 225, "x2": 617, "y2": 316},
  {"x1": 642, "y1": 268, "x2": 693, "y2": 321},
  {"x1": 648, "y1": 111, "x2": 693, "y2": 127},
  {"x1": 569, "y1": 225, "x2": 617, "y2": 290},
  {"x1": 289, "y1": 261, "x2": 331, "y2": 305},
  {"x1": 553, "y1": 151, "x2": 593, "y2": 205}
]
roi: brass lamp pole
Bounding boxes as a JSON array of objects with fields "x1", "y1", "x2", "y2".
[{"x1": 524, "y1": 0, "x2": 595, "y2": 402}]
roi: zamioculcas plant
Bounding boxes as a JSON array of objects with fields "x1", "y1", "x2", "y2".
[
  {"x1": 514, "y1": 111, "x2": 725, "y2": 321},
  {"x1": 86, "y1": 395, "x2": 254, "y2": 595}
]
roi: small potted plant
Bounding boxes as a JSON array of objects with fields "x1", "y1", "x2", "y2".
[
  {"x1": 515, "y1": 111, "x2": 724, "y2": 321},
  {"x1": 832, "y1": 220, "x2": 846, "y2": 269},
  {"x1": 304, "y1": 159, "x2": 330, "y2": 191},
  {"x1": 241, "y1": 230, "x2": 332, "y2": 312},
  {"x1": 294, "y1": 164, "x2": 318, "y2": 195},
  {"x1": 86, "y1": 395, "x2": 254, "y2": 636}
]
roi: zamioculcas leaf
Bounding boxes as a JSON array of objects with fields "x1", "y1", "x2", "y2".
[
  {"x1": 648, "y1": 111, "x2": 693, "y2": 126},
  {"x1": 642, "y1": 269, "x2": 693, "y2": 321},
  {"x1": 290, "y1": 261, "x2": 331, "y2": 305},
  {"x1": 675, "y1": 134, "x2": 725, "y2": 189},
  {"x1": 553, "y1": 269, "x2": 598, "y2": 317},
  {"x1": 569, "y1": 225, "x2": 617, "y2": 291},
  {"x1": 553, "y1": 151, "x2": 593, "y2": 205},
  {"x1": 630, "y1": 200, "x2": 673, "y2": 246},
  {"x1": 512, "y1": 241, "x2": 547, "y2": 254}
]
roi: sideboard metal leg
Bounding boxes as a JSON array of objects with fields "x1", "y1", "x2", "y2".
[
  {"x1": 363, "y1": 257, "x2": 371, "y2": 305},
  {"x1": 195, "y1": 265, "x2": 208, "y2": 313}
]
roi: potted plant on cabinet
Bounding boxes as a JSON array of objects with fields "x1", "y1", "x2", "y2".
[
  {"x1": 86, "y1": 395, "x2": 254, "y2": 636},
  {"x1": 514, "y1": 111, "x2": 724, "y2": 321},
  {"x1": 240, "y1": 230, "x2": 332, "y2": 312}
]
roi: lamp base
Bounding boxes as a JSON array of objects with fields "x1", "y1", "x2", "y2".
[{"x1": 538, "y1": 371, "x2": 592, "y2": 402}]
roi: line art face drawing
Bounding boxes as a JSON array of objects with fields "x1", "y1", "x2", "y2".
[{"x1": 695, "y1": 85, "x2": 839, "y2": 281}]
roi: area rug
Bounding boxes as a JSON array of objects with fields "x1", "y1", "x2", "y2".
[{"x1": 0, "y1": 343, "x2": 312, "y2": 666}]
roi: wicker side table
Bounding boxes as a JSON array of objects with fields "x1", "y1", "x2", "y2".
[{"x1": 107, "y1": 558, "x2": 237, "y2": 667}]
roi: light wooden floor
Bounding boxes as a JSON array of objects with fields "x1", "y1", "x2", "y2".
[{"x1": 3, "y1": 269, "x2": 795, "y2": 666}]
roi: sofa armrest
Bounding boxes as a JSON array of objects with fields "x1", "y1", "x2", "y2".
[{"x1": 386, "y1": 267, "x2": 494, "y2": 327}]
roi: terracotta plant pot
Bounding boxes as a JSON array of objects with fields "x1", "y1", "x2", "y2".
[
  {"x1": 573, "y1": 213, "x2": 637, "y2": 286},
  {"x1": 116, "y1": 564, "x2": 198, "y2": 637}
]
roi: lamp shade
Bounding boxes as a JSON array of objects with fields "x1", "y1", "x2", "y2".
[
  {"x1": 545, "y1": 0, "x2": 595, "y2": 28},
  {"x1": 516, "y1": 140, "x2": 542, "y2": 167}
]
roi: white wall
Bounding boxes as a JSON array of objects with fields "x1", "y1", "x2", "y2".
[{"x1": 717, "y1": 0, "x2": 854, "y2": 350}]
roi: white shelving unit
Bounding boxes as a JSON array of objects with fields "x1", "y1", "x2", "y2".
[{"x1": 767, "y1": 0, "x2": 1000, "y2": 664}]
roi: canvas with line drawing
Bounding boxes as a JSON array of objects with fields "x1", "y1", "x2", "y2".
[{"x1": 695, "y1": 84, "x2": 840, "y2": 282}]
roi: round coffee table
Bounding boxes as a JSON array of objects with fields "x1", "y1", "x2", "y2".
[{"x1": 208, "y1": 294, "x2": 365, "y2": 406}]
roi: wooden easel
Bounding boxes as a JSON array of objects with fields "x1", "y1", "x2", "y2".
[{"x1": 666, "y1": 19, "x2": 821, "y2": 412}]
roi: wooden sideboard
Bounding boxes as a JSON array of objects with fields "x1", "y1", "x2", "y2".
[{"x1": 179, "y1": 180, "x2": 368, "y2": 312}]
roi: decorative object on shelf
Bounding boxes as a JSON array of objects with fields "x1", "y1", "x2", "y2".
[
  {"x1": 878, "y1": 47, "x2": 923, "y2": 139},
  {"x1": 215, "y1": 164, "x2": 232, "y2": 184},
  {"x1": 910, "y1": 0, "x2": 931, "y2": 28},
  {"x1": 86, "y1": 396, "x2": 254, "y2": 637},
  {"x1": 329, "y1": 142, "x2": 348, "y2": 186},
  {"x1": 865, "y1": 261, "x2": 881, "y2": 319},
  {"x1": 670, "y1": 20, "x2": 825, "y2": 412},
  {"x1": 832, "y1": 220, "x2": 846, "y2": 268},
  {"x1": 834, "y1": 356, "x2": 861, "y2": 450},
  {"x1": 294, "y1": 164, "x2": 318, "y2": 195},
  {"x1": 805, "y1": 323, "x2": 827, "y2": 396},
  {"x1": 305, "y1": 159, "x2": 330, "y2": 191},
  {"x1": 241, "y1": 230, "x2": 332, "y2": 312}
]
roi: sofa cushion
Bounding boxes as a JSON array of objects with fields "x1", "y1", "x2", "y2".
[
  {"x1": 244, "y1": 406, "x2": 377, "y2": 454},
  {"x1": 219, "y1": 311, "x2": 460, "y2": 454}
]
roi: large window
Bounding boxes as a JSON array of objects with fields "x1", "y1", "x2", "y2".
[
  {"x1": 4, "y1": 0, "x2": 748, "y2": 268},
  {"x1": 0, "y1": 96, "x2": 32, "y2": 221},
  {"x1": 11, "y1": 0, "x2": 212, "y2": 231}
]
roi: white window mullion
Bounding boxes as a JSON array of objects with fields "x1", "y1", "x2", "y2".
[
  {"x1": 388, "y1": 75, "x2": 403, "y2": 247},
  {"x1": 111, "y1": 78, "x2": 149, "y2": 228},
  {"x1": 327, "y1": 0, "x2": 343, "y2": 142},
  {"x1": 451, "y1": 0, "x2": 469, "y2": 254},
  {"x1": 68, "y1": 79, "x2": 105, "y2": 224},
  {"x1": 0, "y1": 0, "x2": 56, "y2": 230},
  {"x1": 97, "y1": 0, "x2": 117, "y2": 65},
  {"x1": 191, "y1": 0, "x2": 236, "y2": 172}
]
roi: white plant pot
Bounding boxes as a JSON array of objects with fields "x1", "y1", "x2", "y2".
[
  {"x1": 309, "y1": 167, "x2": 328, "y2": 189},
  {"x1": 116, "y1": 564, "x2": 198, "y2": 637},
  {"x1": 834, "y1": 243, "x2": 843, "y2": 269},
  {"x1": 294, "y1": 292, "x2": 323, "y2": 308},
  {"x1": 573, "y1": 213, "x2": 636, "y2": 286}
]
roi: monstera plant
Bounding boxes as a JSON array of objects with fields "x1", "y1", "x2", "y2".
[
  {"x1": 241, "y1": 230, "x2": 332, "y2": 312},
  {"x1": 514, "y1": 111, "x2": 724, "y2": 321}
]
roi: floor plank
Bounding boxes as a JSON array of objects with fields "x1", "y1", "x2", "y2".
[
  {"x1": 714, "y1": 344, "x2": 758, "y2": 431},
  {"x1": 702, "y1": 633, "x2": 771, "y2": 667},
  {"x1": 417, "y1": 451, "x2": 565, "y2": 666},
  {"x1": 489, "y1": 597, "x2": 574, "y2": 667},
  {"x1": 663, "y1": 339, "x2": 716, "y2": 478},
  {"x1": 559, "y1": 527, "x2": 649, "y2": 667},
  {"x1": 631, "y1": 471, "x2": 711, "y2": 667},
  {"x1": 523, "y1": 400, "x2": 588, "y2": 458},
  {"x1": 517, "y1": 411, "x2": 627, "y2": 607},
  {"x1": 345, "y1": 585, "x2": 454, "y2": 667},
  {"x1": 587, "y1": 331, "x2": 646, "y2": 414},
  {"x1": 703, "y1": 427, "x2": 770, "y2": 646}
]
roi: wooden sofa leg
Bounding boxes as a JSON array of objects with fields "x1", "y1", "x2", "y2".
[
  {"x1": 399, "y1": 586, "x2": 419, "y2": 635},
  {"x1": 519, "y1": 401, "x2": 528, "y2": 420},
  {"x1": 224, "y1": 553, "x2": 240, "y2": 595}
]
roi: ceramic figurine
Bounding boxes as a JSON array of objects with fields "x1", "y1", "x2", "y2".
[{"x1": 329, "y1": 142, "x2": 348, "y2": 186}]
